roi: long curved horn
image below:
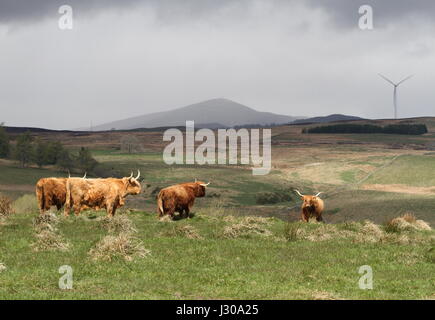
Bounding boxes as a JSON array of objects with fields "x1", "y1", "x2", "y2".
[
  {"x1": 68, "y1": 171, "x2": 71, "y2": 178},
  {"x1": 294, "y1": 189, "x2": 304, "y2": 197},
  {"x1": 83, "y1": 172, "x2": 87, "y2": 179},
  {"x1": 200, "y1": 182, "x2": 210, "y2": 187},
  {"x1": 195, "y1": 178, "x2": 197, "y2": 183},
  {"x1": 135, "y1": 170, "x2": 140, "y2": 180},
  {"x1": 315, "y1": 192, "x2": 322, "y2": 197},
  {"x1": 128, "y1": 171, "x2": 133, "y2": 178}
]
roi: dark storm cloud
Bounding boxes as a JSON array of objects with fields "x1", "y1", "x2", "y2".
[{"x1": 1, "y1": 0, "x2": 435, "y2": 26}]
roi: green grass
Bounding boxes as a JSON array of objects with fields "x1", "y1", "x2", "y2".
[
  {"x1": 0, "y1": 165, "x2": 64, "y2": 185},
  {"x1": 0, "y1": 209, "x2": 433, "y2": 300},
  {"x1": 365, "y1": 154, "x2": 435, "y2": 187}
]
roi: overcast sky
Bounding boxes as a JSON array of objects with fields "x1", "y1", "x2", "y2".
[{"x1": 1, "y1": 0, "x2": 435, "y2": 130}]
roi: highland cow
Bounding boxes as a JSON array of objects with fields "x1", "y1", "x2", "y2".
[
  {"x1": 157, "y1": 180, "x2": 210, "y2": 219},
  {"x1": 64, "y1": 171, "x2": 141, "y2": 217},
  {"x1": 294, "y1": 190, "x2": 325, "y2": 222}
]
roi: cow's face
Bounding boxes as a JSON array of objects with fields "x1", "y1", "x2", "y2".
[
  {"x1": 194, "y1": 181, "x2": 209, "y2": 197},
  {"x1": 301, "y1": 196, "x2": 318, "y2": 209},
  {"x1": 125, "y1": 177, "x2": 142, "y2": 195}
]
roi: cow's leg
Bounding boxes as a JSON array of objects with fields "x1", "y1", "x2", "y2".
[
  {"x1": 184, "y1": 207, "x2": 191, "y2": 219},
  {"x1": 63, "y1": 204, "x2": 70, "y2": 217},
  {"x1": 167, "y1": 208, "x2": 175, "y2": 220},
  {"x1": 73, "y1": 203, "x2": 81, "y2": 216},
  {"x1": 316, "y1": 214, "x2": 324, "y2": 223},
  {"x1": 111, "y1": 206, "x2": 117, "y2": 217},
  {"x1": 106, "y1": 203, "x2": 115, "y2": 218}
]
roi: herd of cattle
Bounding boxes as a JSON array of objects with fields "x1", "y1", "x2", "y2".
[
  {"x1": 35, "y1": 172, "x2": 324, "y2": 221},
  {"x1": 35, "y1": 172, "x2": 213, "y2": 219}
]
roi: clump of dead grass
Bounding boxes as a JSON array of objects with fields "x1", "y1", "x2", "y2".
[
  {"x1": 32, "y1": 230, "x2": 70, "y2": 252},
  {"x1": 89, "y1": 232, "x2": 150, "y2": 262},
  {"x1": 223, "y1": 216, "x2": 272, "y2": 239},
  {"x1": 354, "y1": 220, "x2": 384, "y2": 243},
  {"x1": 33, "y1": 213, "x2": 59, "y2": 231},
  {"x1": 91, "y1": 213, "x2": 150, "y2": 262},
  {"x1": 385, "y1": 213, "x2": 431, "y2": 233},
  {"x1": 160, "y1": 224, "x2": 203, "y2": 239},
  {"x1": 0, "y1": 195, "x2": 15, "y2": 219},
  {"x1": 100, "y1": 215, "x2": 137, "y2": 234},
  {"x1": 312, "y1": 291, "x2": 339, "y2": 300},
  {"x1": 158, "y1": 215, "x2": 174, "y2": 223},
  {"x1": 282, "y1": 216, "x2": 432, "y2": 245},
  {"x1": 283, "y1": 223, "x2": 303, "y2": 242},
  {"x1": 31, "y1": 213, "x2": 70, "y2": 252}
]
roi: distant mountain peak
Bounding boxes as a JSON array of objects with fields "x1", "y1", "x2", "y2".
[{"x1": 90, "y1": 98, "x2": 299, "y2": 131}]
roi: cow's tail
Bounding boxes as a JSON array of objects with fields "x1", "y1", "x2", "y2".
[
  {"x1": 35, "y1": 180, "x2": 44, "y2": 214},
  {"x1": 157, "y1": 193, "x2": 164, "y2": 217}
]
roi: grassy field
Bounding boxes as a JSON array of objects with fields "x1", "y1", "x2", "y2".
[
  {"x1": 0, "y1": 208, "x2": 433, "y2": 300},
  {"x1": 1, "y1": 119, "x2": 434, "y2": 299}
]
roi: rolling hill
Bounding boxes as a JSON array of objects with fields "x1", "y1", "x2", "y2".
[
  {"x1": 292, "y1": 114, "x2": 365, "y2": 125},
  {"x1": 89, "y1": 98, "x2": 300, "y2": 131}
]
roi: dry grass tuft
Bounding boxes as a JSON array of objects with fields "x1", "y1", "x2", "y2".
[
  {"x1": 312, "y1": 291, "x2": 339, "y2": 300},
  {"x1": 33, "y1": 213, "x2": 58, "y2": 226},
  {"x1": 0, "y1": 195, "x2": 15, "y2": 218},
  {"x1": 240, "y1": 216, "x2": 273, "y2": 225},
  {"x1": 385, "y1": 214, "x2": 432, "y2": 233},
  {"x1": 89, "y1": 232, "x2": 150, "y2": 262},
  {"x1": 222, "y1": 215, "x2": 237, "y2": 223},
  {"x1": 160, "y1": 225, "x2": 203, "y2": 239},
  {"x1": 354, "y1": 221, "x2": 384, "y2": 243},
  {"x1": 401, "y1": 212, "x2": 417, "y2": 223},
  {"x1": 31, "y1": 213, "x2": 70, "y2": 251},
  {"x1": 159, "y1": 215, "x2": 174, "y2": 223},
  {"x1": 100, "y1": 215, "x2": 137, "y2": 234},
  {"x1": 223, "y1": 219, "x2": 272, "y2": 239},
  {"x1": 0, "y1": 263, "x2": 6, "y2": 273},
  {"x1": 414, "y1": 220, "x2": 432, "y2": 231},
  {"x1": 32, "y1": 230, "x2": 70, "y2": 252},
  {"x1": 283, "y1": 223, "x2": 303, "y2": 242}
]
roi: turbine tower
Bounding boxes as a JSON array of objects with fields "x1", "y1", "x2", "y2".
[{"x1": 378, "y1": 74, "x2": 413, "y2": 119}]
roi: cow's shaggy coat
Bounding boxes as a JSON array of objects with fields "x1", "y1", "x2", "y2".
[{"x1": 157, "y1": 181, "x2": 208, "y2": 219}]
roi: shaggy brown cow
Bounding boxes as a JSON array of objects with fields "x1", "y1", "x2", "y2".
[
  {"x1": 294, "y1": 190, "x2": 325, "y2": 222},
  {"x1": 64, "y1": 171, "x2": 141, "y2": 217},
  {"x1": 36, "y1": 178, "x2": 67, "y2": 214},
  {"x1": 157, "y1": 180, "x2": 210, "y2": 219},
  {"x1": 35, "y1": 174, "x2": 86, "y2": 214}
]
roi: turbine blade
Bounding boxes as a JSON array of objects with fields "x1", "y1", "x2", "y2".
[
  {"x1": 378, "y1": 73, "x2": 396, "y2": 86},
  {"x1": 397, "y1": 75, "x2": 414, "y2": 86}
]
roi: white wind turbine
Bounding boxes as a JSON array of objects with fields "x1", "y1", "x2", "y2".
[{"x1": 378, "y1": 74, "x2": 413, "y2": 119}]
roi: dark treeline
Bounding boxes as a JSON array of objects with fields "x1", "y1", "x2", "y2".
[
  {"x1": 0, "y1": 124, "x2": 98, "y2": 173},
  {"x1": 303, "y1": 123, "x2": 428, "y2": 135}
]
